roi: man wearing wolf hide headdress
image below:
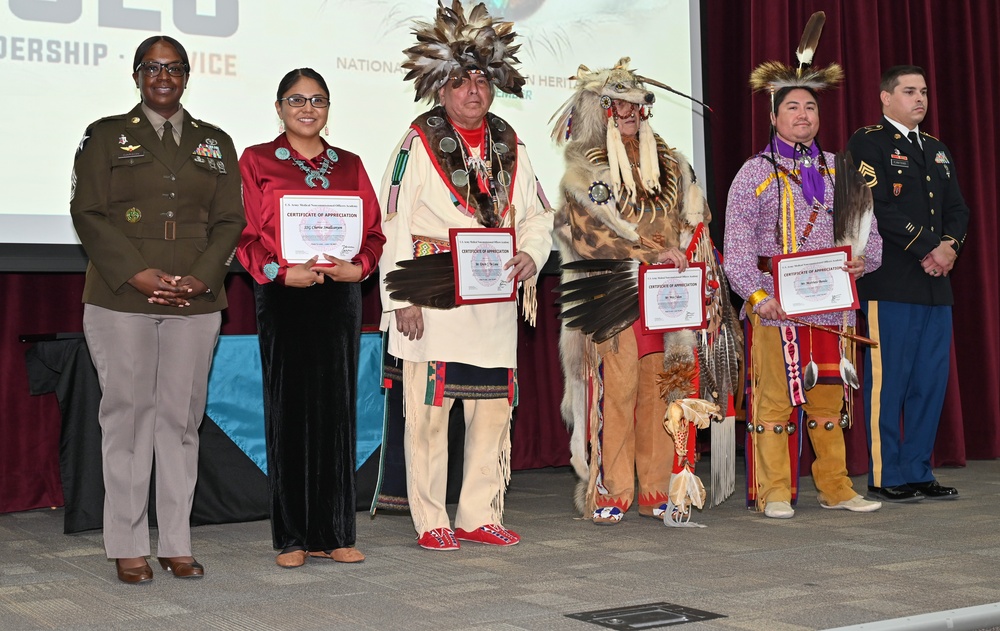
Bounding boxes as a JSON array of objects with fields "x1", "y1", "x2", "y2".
[
  {"x1": 552, "y1": 58, "x2": 739, "y2": 525},
  {"x1": 377, "y1": 1, "x2": 553, "y2": 550}
]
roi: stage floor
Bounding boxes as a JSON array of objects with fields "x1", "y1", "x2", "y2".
[{"x1": 1, "y1": 461, "x2": 999, "y2": 630}]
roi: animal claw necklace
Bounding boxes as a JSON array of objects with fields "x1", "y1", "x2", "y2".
[{"x1": 274, "y1": 145, "x2": 339, "y2": 189}]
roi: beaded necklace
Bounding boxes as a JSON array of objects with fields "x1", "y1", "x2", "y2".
[{"x1": 771, "y1": 159, "x2": 832, "y2": 248}]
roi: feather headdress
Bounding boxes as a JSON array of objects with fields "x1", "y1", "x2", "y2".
[
  {"x1": 748, "y1": 12, "x2": 843, "y2": 104},
  {"x1": 402, "y1": 0, "x2": 526, "y2": 102}
]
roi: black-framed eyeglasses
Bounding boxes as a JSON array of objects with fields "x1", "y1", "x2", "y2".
[
  {"x1": 279, "y1": 96, "x2": 330, "y2": 108},
  {"x1": 136, "y1": 61, "x2": 188, "y2": 77}
]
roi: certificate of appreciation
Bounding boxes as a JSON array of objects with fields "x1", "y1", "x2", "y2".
[
  {"x1": 771, "y1": 246, "x2": 859, "y2": 316},
  {"x1": 274, "y1": 191, "x2": 363, "y2": 266},
  {"x1": 449, "y1": 228, "x2": 517, "y2": 305},
  {"x1": 638, "y1": 262, "x2": 707, "y2": 333}
]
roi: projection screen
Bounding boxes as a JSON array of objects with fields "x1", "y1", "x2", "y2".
[{"x1": 0, "y1": 0, "x2": 704, "y2": 270}]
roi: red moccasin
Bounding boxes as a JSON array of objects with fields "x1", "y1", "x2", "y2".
[
  {"x1": 417, "y1": 528, "x2": 460, "y2": 551},
  {"x1": 454, "y1": 524, "x2": 520, "y2": 546}
]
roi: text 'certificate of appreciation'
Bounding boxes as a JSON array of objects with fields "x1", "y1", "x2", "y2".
[
  {"x1": 639, "y1": 262, "x2": 707, "y2": 333},
  {"x1": 275, "y1": 190, "x2": 363, "y2": 266},
  {"x1": 449, "y1": 228, "x2": 517, "y2": 305},
  {"x1": 772, "y1": 246, "x2": 858, "y2": 317}
]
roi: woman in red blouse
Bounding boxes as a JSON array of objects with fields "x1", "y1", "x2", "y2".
[{"x1": 237, "y1": 68, "x2": 385, "y2": 568}]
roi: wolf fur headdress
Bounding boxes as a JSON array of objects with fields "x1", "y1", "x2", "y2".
[
  {"x1": 402, "y1": 0, "x2": 526, "y2": 103},
  {"x1": 551, "y1": 58, "x2": 662, "y2": 205},
  {"x1": 549, "y1": 57, "x2": 707, "y2": 235}
]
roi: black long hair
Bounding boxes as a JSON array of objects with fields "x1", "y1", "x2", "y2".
[
  {"x1": 763, "y1": 85, "x2": 834, "y2": 245},
  {"x1": 276, "y1": 68, "x2": 330, "y2": 101}
]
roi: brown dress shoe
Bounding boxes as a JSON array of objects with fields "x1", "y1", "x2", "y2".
[
  {"x1": 309, "y1": 548, "x2": 366, "y2": 563},
  {"x1": 115, "y1": 558, "x2": 153, "y2": 584},
  {"x1": 157, "y1": 557, "x2": 205, "y2": 578},
  {"x1": 275, "y1": 549, "x2": 308, "y2": 568}
]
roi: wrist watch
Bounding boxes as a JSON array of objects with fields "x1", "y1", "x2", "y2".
[{"x1": 263, "y1": 262, "x2": 280, "y2": 281}]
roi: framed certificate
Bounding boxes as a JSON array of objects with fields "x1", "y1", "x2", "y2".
[
  {"x1": 274, "y1": 190, "x2": 363, "y2": 266},
  {"x1": 638, "y1": 262, "x2": 707, "y2": 333},
  {"x1": 771, "y1": 246, "x2": 859, "y2": 317},
  {"x1": 448, "y1": 228, "x2": 517, "y2": 305}
]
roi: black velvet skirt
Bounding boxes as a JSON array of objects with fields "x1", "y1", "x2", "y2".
[{"x1": 255, "y1": 279, "x2": 360, "y2": 551}]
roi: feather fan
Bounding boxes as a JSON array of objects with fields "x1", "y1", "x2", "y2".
[
  {"x1": 555, "y1": 279, "x2": 636, "y2": 306},
  {"x1": 384, "y1": 253, "x2": 457, "y2": 309},
  {"x1": 560, "y1": 258, "x2": 638, "y2": 274},
  {"x1": 554, "y1": 259, "x2": 641, "y2": 343}
]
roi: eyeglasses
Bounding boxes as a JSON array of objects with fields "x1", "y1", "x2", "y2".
[
  {"x1": 450, "y1": 71, "x2": 489, "y2": 90},
  {"x1": 279, "y1": 96, "x2": 330, "y2": 108},
  {"x1": 136, "y1": 61, "x2": 188, "y2": 77}
]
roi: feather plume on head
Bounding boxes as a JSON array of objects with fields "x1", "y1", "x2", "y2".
[
  {"x1": 748, "y1": 12, "x2": 843, "y2": 110},
  {"x1": 402, "y1": 0, "x2": 526, "y2": 103}
]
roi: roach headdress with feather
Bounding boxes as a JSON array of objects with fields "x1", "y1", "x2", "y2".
[
  {"x1": 748, "y1": 11, "x2": 843, "y2": 110},
  {"x1": 402, "y1": 0, "x2": 526, "y2": 103}
]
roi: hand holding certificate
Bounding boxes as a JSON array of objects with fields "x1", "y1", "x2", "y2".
[
  {"x1": 449, "y1": 228, "x2": 517, "y2": 305},
  {"x1": 771, "y1": 246, "x2": 859, "y2": 317},
  {"x1": 275, "y1": 190, "x2": 363, "y2": 266},
  {"x1": 639, "y1": 263, "x2": 707, "y2": 333}
]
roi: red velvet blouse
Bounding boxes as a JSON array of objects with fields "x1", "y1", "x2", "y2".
[{"x1": 237, "y1": 134, "x2": 385, "y2": 285}]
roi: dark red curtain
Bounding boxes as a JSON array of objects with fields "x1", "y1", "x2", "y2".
[
  {"x1": 1, "y1": 270, "x2": 569, "y2": 513},
  {"x1": 704, "y1": 0, "x2": 1000, "y2": 472},
  {"x1": 1, "y1": 274, "x2": 84, "y2": 513}
]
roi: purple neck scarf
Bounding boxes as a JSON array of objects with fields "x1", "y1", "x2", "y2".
[{"x1": 771, "y1": 137, "x2": 824, "y2": 206}]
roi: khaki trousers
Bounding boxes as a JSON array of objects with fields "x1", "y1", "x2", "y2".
[
  {"x1": 402, "y1": 360, "x2": 512, "y2": 535},
  {"x1": 84, "y1": 304, "x2": 220, "y2": 558},
  {"x1": 593, "y1": 328, "x2": 674, "y2": 512},
  {"x1": 750, "y1": 317, "x2": 855, "y2": 506}
]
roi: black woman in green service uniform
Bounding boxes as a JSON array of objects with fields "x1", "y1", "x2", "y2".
[{"x1": 70, "y1": 35, "x2": 245, "y2": 584}]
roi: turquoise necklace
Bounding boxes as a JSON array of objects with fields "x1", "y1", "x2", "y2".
[{"x1": 274, "y1": 146, "x2": 339, "y2": 188}]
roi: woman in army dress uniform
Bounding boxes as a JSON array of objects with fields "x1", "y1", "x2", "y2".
[
  {"x1": 70, "y1": 35, "x2": 245, "y2": 584},
  {"x1": 236, "y1": 68, "x2": 384, "y2": 568}
]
